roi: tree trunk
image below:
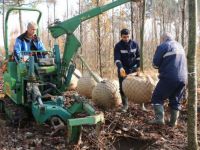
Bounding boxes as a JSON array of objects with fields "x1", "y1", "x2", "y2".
[
  {"x1": 181, "y1": 0, "x2": 186, "y2": 48},
  {"x1": 153, "y1": 16, "x2": 158, "y2": 45},
  {"x1": 97, "y1": 16, "x2": 102, "y2": 77},
  {"x1": 161, "y1": 1, "x2": 165, "y2": 33},
  {"x1": 19, "y1": 10, "x2": 24, "y2": 33},
  {"x1": 17, "y1": 0, "x2": 23, "y2": 34},
  {"x1": 112, "y1": 1, "x2": 115, "y2": 48},
  {"x1": 97, "y1": 0, "x2": 102, "y2": 77},
  {"x1": 79, "y1": 0, "x2": 84, "y2": 73},
  {"x1": 130, "y1": 1, "x2": 134, "y2": 40},
  {"x1": 66, "y1": 0, "x2": 68, "y2": 19},
  {"x1": 47, "y1": 3, "x2": 51, "y2": 48},
  {"x1": 53, "y1": 1, "x2": 56, "y2": 21},
  {"x1": 111, "y1": 0, "x2": 115, "y2": 78},
  {"x1": 135, "y1": 5, "x2": 139, "y2": 42},
  {"x1": 140, "y1": 0, "x2": 146, "y2": 71},
  {"x1": 187, "y1": 0, "x2": 199, "y2": 149},
  {"x1": 19, "y1": 10, "x2": 23, "y2": 34},
  {"x1": 16, "y1": 0, "x2": 23, "y2": 34},
  {"x1": 2, "y1": 0, "x2": 5, "y2": 47}
]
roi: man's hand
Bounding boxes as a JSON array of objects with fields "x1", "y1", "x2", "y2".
[
  {"x1": 120, "y1": 68, "x2": 127, "y2": 77},
  {"x1": 21, "y1": 55, "x2": 29, "y2": 62}
]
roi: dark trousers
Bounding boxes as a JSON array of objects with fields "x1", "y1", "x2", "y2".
[
  {"x1": 119, "y1": 76, "x2": 126, "y2": 105},
  {"x1": 151, "y1": 78, "x2": 186, "y2": 110},
  {"x1": 119, "y1": 76, "x2": 125, "y2": 96}
]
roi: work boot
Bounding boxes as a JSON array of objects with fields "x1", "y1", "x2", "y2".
[
  {"x1": 148, "y1": 105, "x2": 165, "y2": 125},
  {"x1": 121, "y1": 96, "x2": 128, "y2": 112},
  {"x1": 169, "y1": 109, "x2": 179, "y2": 127}
]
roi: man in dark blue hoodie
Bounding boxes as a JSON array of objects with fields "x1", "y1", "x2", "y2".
[
  {"x1": 114, "y1": 29, "x2": 140, "y2": 112},
  {"x1": 148, "y1": 33, "x2": 188, "y2": 127}
]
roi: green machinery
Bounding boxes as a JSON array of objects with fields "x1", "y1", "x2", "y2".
[{"x1": 1, "y1": 0, "x2": 138, "y2": 143}]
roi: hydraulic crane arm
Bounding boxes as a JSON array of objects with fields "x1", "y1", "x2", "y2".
[
  {"x1": 48, "y1": 0, "x2": 140, "y2": 91},
  {"x1": 49, "y1": 0, "x2": 138, "y2": 37}
]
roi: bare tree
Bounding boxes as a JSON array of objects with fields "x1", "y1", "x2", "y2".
[
  {"x1": 181, "y1": 0, "x2": 186, "y2": 47},
  {"x1": 47, "y1": 0, "x2": 56, "y2": 21},
  {"x1": 130, "y1": 1, "x2": 134, "y2": 40},
  {"x1": 2, "y1": 0, "x2": 5, "y2": 46},
  {"x1": 47, "y1": 2, "x2": 51, "y2": 48},
  {"x1": 96, "y1": 0, "x2": 101, "y2": 76},
  {"x1": 66, "y1": 0, "x2": 68, "y2": 19},
  {"x1": 187, "y1": 0, "x2": 199, "y2": 149},
  {"x1": 140, "y1": 0, "x2": 146, "y2": 71},
  {"x1": 18, "y1": 0, "x2": 23, "y2": 33},
  {"x1": 11, "y1": 0, "x2": 25, "y2": 33},
  {"x1": 79, "y1": 0, "x2": 84, "y2": 72}
]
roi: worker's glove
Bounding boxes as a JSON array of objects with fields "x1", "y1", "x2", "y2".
[{"x1": 120, "y1": 68, "x2": 127, "y2": 78}]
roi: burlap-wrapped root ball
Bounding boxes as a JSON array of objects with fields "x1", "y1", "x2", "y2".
[
  {"x1": 92, "y1": 80, "x2": 122, "y2": 109},
  {"x1": 77, "y1": 72, "x2": 100, "y2": 98},
  {"x1": 122, "y1": 74, "x2": 156, "y2": 104},
  {"x1": 68, "y1": 69, "x2": 82, "y2": 90}
]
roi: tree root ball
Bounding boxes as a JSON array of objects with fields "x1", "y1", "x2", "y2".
[
  {"x1": 68, "y1": 69, "x2": 82, "y2": 90},
  {"x1": 92, "y1": 80, "x2": 122, "y2": 109},
  {"x1": 77, "y1": 72, "x2": 99, "y2": 98},
  {"x1": 122, "y1": 73, "x2": 157, "y2": 104}
]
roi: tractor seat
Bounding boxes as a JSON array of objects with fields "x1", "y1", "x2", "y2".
[{"x1": 38, "y1": 58, "x2": 55, "y2": 66}]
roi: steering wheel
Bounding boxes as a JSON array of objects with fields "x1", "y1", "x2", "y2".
[{"x1": 20, "y1": 51, "x2": 50, "y2": 62}]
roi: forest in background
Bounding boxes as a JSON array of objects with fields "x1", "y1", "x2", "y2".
[{"x1": 0, "y1": 1, "x2": 199, "y2": 149}]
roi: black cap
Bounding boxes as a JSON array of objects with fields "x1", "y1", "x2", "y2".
[{"x1": 120, "y1": 28, "x2": 130, "y2": 36}]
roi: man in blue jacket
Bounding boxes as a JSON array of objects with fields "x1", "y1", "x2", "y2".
[
  {"x1": 148, "y1": 32, "x2": 188, "y2": 127},
  {"x1": 14, "y1": 22, "x2": 45, "y2": 62},
  {"x1": 114, "y1": 29, "x2": 140, "y2": 112}
]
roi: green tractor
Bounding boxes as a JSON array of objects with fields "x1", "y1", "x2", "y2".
[{"x1": 0, "y1": 0, "x2": 138, "y2": 144}]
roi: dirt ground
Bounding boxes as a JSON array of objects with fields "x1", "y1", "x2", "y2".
[{"x1": 0, "y1": 89, "x2": 199, "y2": 150}]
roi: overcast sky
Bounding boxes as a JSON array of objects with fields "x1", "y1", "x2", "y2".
[{"x1": 0, "y1": 0, "x2": 199, "y2": 48}]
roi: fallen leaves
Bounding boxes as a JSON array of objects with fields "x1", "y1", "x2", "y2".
[{"x1": 0, "y1": 68, "x2": 199, "y2": 149}]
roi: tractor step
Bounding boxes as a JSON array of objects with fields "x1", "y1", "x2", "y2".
[{"x1": 67, "y1": 112, "x2": 104, "y2": 143}]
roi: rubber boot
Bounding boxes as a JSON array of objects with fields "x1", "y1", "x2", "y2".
[
  {"x1": 121, "y1": 96, "x2": 128, "y2": 112},
  {"x1": 148, "y1": 105, "x2": 165, "y2": 125},
  {"x1": 140, "y1": 103, "x2": 148, "y2": 111},
  {"x1": 169, "y1": 109, "x2": 179, "y2": 127}
]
